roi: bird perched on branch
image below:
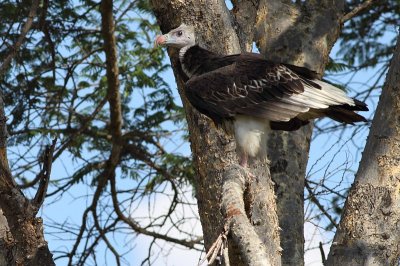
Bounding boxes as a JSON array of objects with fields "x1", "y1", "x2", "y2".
[{"x1": 155, "y1": 24, "x2": 368, "y2": 167}]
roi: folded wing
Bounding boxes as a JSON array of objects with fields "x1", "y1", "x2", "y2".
[{"x1": 184, "y1": 54, "x2": 367, "y2": 127}]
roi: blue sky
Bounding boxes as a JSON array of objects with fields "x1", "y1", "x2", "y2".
[
  {"x1": 41, "y1": 43, "x2": 383, "y2": 266},
  {"x1": 28, "y1": 4, "x2": 397, "y2": 265}
]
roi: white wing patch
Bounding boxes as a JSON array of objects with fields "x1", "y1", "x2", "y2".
[
  {"x1": 282, "y1": 79, "x2": 355, "y2": 110},
  {"x1": 311, "y1": 79, "x2": 354, "y2": 105},
  {"x1": 243, "y1": 79, "x2": 356, "y2": 122}
]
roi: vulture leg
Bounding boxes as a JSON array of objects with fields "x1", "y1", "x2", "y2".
[
  {"x1": 239, "y1": 151, "x2": 249, "y2": 168},
  {"x1": 237, "y1": 150, "x2": 257, "y2": 181}
]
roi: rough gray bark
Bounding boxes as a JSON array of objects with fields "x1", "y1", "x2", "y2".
[
  {"x1": 255, "y1": 1, "x2": 345, "y2": 264},
  {"x1": 0, "y1": 209, "x2": 10, "y2": 266},
  {"x1": 0, "y1": 2, "x2": 55, "y2": 261},
  {"x1": 266, "y1": 128, "x2": 311, "y2": 265},
  {"x1": 326, "y1": 33, "x2": 400, "y2": 266},
  {"x1": 0, "y1": 94, "x2": 55, "y2": 266},
  {"x1": 151, "y1": 0, "x2": 281, "y2": 265},
  {"x1": 150, "y1": 0, "x2": 355, "y2": 265},
  {"x1": 222, "y1": 166, "x2": 275, "y2": 266}
]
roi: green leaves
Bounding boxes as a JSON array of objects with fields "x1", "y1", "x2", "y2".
[
  {"x1": 337, "y1": 1, "x2": 398, "y2": 69},
  {"x1": 325, "y1": 57, "x2": 350, "y2": 73},
  {"x1": 1, "y1": 0, "x2": 189, "y2": 213}
]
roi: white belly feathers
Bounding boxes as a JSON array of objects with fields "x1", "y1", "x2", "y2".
[{"x1": 233, "y1": 115, "x2": 270, "y2": 157}]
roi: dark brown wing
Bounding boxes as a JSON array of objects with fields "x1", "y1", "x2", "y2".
[
  {"x1": 184, "y1": 54, "x2": 322, "y2": 124},
  {"x1": 184, "y1": 53, "x2": 364, "y2": 126}
]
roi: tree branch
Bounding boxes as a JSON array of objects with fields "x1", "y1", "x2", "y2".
[
  {"x1": 0, "y1": 0, "x2": 40, "y2": 75},
  {"x1": 100, "y1": 0, "x2": 123, "y2": 191},
  {"x1": 0, "y1": 79, "x2": 55, "y2": 266},
  {"x1": 319, "y1": 242, "x2": 326, "y2": 265},
  {"x1": 222, "y1": 165, "x2": 272, "y2": 266},
  {"x1": 305, "y1": 180, "x2": 338, "y2": 228},
  {"x1": 151, "y1": 1, "x2": 282, "y2": 264},
  {"x1": 231, "y1": 0, "x2": 260, "y2": 51},
  {"x1": 109, "y1": 174, "x2": 202, "y2": 249},
  {"x1": 0, "y1": 93, "x2": 11, "y2": 181},
  {"x1": 327, "y1": 33, "x2": 400, "y2": 266},
  {"x1": 32, "y1": 138, "x2": 57, "y2": 214},
  {"x1": 101, "y1": 0, "x2": 122, "y2": 142},
  {"x1": 341, "y1": 0, "x2": 377, "y2": 24}
]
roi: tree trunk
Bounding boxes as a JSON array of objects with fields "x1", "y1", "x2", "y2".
[
  {"x1": 326, "y1": 33, "x2": 400, "y2": 266},
  {"x1": 0, "y1": 0, "x2": 55, "y2": 262},
  {"x1": 255, "y1": 1, "x2": 345, "y2": 264},
  {"x1": 0, "y1": 95, "x2": 55, "y2": 266},
  {"x1": 151, "y1": 0, "x2": 350, "y2": 265},
  {"x1": 151, "y1": 1, "x2": 281, "y2": 265}
]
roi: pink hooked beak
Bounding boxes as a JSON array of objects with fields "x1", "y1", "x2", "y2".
[{"x1": 154, "y1": 34, "x2": 167, "y2": 47}]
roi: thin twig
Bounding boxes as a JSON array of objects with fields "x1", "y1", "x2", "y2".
[
  {"x1": 198, "y1": 230, "x2": 228, "y2": 266},
  {"x1": 319, "y1": 241, "x2": 326, "y2": 265},
  {"x1": 32, "y1": 138, "x2": 57, "y2": 214},
  {"x1": 305, "y1": 180, "x2": 338, "y2": 228},
  {"x1": 109, "y1": 174, "x2": 202, "y2": 249},
  {"x1": 341, "y1": 0, "x2": 376, "y2": 23}
]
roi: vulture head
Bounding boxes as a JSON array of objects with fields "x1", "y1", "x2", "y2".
[{"x1": 155, "y1": 24, "x2": 195, "y2": 49}]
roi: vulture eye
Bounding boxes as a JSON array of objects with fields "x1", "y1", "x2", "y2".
[{"x1": 177, "y1": 30, "x2": 183, "y2": 37}]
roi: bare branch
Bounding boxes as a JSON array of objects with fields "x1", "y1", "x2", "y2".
[
  {"x1": 221, "y1": 165, "x2": 273, "y2": 266},
  {"x1": 0, "y1": 84, "x2": 55, "y2": 266},
  {"x1": 319, "y1": 242, "x2": 326, "y2": 265},
  {"x1": 0, "y1": 94, "x2": 12, "y2": 182},
  {"x1": 32, "y1": 138, "x2": 57, "y2": 214},
  {"x1": 305, "y1": 180, "x2": 338, "y2": 228},
  {"x1": 101, "y1": 0, "x2": 122, "y2": 142},
  {"x1": 341, "y1": 0, "x2": 377, "y2": 23},
  {"x1": 109, "y1": 174, "x2": 201, "y2": 249}
]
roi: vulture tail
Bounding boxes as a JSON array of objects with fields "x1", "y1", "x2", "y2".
[{"x1": 325, "y1": 99, "x2": 369, "y2": 124}]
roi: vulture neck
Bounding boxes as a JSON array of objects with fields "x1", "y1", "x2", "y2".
[{"x1": 179, "y1": 45, "x2": 220, "y2": 78}]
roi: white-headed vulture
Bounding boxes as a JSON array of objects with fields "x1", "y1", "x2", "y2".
[{"x1": 155, "y1": 24, "x2": 368, "y2": 166}]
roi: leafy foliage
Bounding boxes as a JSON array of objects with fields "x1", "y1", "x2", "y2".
[
  {"x1": 339, "y1": 1, "x2": 398, "y2": 68},
  {"x1": 1, "y1": 0, "x2": 398, "y2": 264},
  {"x1": 0, "y1": 0, "x2": 198, "y2": 265}
]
